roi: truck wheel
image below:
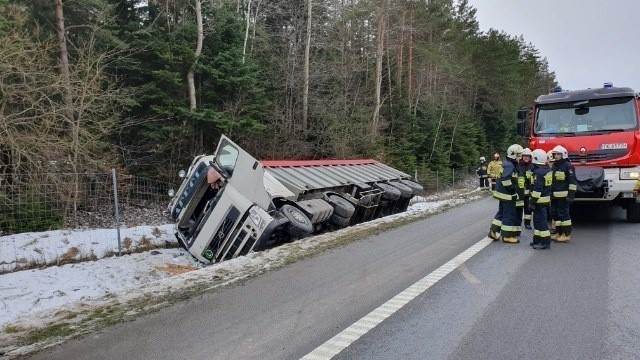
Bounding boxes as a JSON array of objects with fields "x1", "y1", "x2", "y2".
[
  {"x1": 327, "y1": 194, "x2": 356, "y2": 218},
  {"x1": 389, "y1": 181, "x2": 413, "y2": 198},
  {"x1": 374, "y1": 183, "x2": 401, "y2": 201},
  {"x1": 330, "y1": 213, "x2": 351, "y2": 228},
  {"x1": 627, "y1": 203, "x2": 640, "y2": 223},
  {"x1": 280, "y1": 204, "x2": 313, "y2": 237},
  {"x1": 399, "y1": 179, "x2": 424, "y2": 196}
]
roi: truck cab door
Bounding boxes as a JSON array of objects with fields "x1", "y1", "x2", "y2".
[{"x1": 214, "y1": 135, "x2": 271, "y2": 209}]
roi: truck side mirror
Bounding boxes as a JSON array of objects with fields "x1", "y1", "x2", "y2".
[{"x1": 517, "y1": 109, "x2": 528, "y2": 120}]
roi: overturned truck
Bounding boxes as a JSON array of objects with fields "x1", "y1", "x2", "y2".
[{"x1": 168, "y1": 135, "x2": 423, "y2": 264}]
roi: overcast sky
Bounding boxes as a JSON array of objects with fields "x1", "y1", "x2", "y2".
[{"x1": 467, "y1": 0, "x2": 640, "y2": 92}]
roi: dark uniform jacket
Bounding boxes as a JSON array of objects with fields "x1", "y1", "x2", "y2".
[
  {"x1": 476, "y1": 161, "x2": 489, "y2": 178},
  {"x1": 518, "y1": 161, "x2": 534, "y2": 197},
  {"x1": 493, "y1": 159, "x2": 521, "y2": 201},
  {"x1": 551, "y1": 159, "x2": 578, "y2": 199},
  {"x1": 530, "y1": 165, "x2": 552, "y2": 206}
]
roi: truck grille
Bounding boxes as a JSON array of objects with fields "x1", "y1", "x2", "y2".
[
  {"x1": 203, "y1": 206, "x2": 239, "y2": 261},
  {"x1": 568, "y1": 149, "x2": 628, "y2": 163}
]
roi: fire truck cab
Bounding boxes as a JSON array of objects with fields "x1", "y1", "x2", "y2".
[{"x1": 517, "y1": 83, "x2": 640, "y2": 222}]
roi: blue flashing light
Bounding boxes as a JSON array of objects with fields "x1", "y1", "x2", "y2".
[
  {"x1": 604, "y1": 82, "x2": 613, "y2": 88},
  {"x1": 553, "y1": 86, "x2": 563, "y2": 93}
]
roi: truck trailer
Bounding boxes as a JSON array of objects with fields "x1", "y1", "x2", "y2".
[
  {"x1": 517, "y1": 83, "x2": 640, "y2": 222},
  {"x1": 167, "y1": 135, "x2": 423, "y2": 264}
]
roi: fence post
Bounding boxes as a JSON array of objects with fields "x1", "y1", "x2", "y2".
[
  {"x1": 436, "y1": 170, "x2": 439, "y2": 193},
  {"x1": 112, "y1": 169, "x2": 122, "y2": 256}
]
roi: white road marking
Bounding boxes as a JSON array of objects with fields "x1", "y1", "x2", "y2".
[{"x1": 301, "y1": 236, "x2": 493, "y2": 360}]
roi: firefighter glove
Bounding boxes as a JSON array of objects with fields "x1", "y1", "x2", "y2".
[{"x1": 528, "y1": 202, "x2": 536, "y2": 212}]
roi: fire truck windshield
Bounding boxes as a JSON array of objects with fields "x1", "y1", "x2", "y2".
[{"x1": 534, "y1": 96, "x2": 637, "y2": 135}]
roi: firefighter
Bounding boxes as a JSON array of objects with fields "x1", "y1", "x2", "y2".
[
  {"x1": 488, "y1": 144, "x2": 523, "y2": 243},
  {"x1": 476, "y1": 157, "x2": 490, "y2": 190},
  {"x1": 517, "y1": 148, "x2": 535, "y2": 231},
  {"x1": 547, "y1": 150, "x2": 556, "y2": 233},
  {"x1": 529, "y1": 149, "x2": 552, "y2": 249},
  {"x1": 487, "y1": 153, "x2": 503, "y2": 191},
  {"x1": 550, "y1": 145, "x2": 577, "y2": 242}
]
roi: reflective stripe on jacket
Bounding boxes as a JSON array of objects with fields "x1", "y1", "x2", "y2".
[
  {"x1": 531, "y1": 165, "x2": 552, "y2": 205},
  {"x1": 551, "y1": 159, "x2": 577, "y2": 199},
  {"x1": 493, "y1": 159, "x2": 518, "y2": 201}
]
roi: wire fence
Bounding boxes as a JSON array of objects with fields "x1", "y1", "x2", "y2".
[
  {"x1": 0, "y1": 167, "x2": 478, "y2": 236},
  {"x1": 0, "y1": 171, "x2": 176, "y2": 236}
]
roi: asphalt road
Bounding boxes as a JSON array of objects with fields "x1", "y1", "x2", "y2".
[{"x1": 28, "y1": 198, "x2": 640, "y2": 360}]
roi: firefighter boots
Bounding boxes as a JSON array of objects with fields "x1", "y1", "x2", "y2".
[
  {"x1": 556, "y1": 234, "x2": 571, "y2": 242},
  {"x1": 488, "y1": 230, "x2": 500, "y2": 241},
  {"x1": 532, "y1": 242, "x2": 550, "y2": 250},
  {"x1": 502, "y1": 236, "x2": 519, "y2": 244}
]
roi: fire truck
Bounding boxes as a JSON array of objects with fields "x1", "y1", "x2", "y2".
[
  {"x1": 517, "y1": 83, "x2": 640, "y2": 222},
  {"x1": 167, "y1": 135, "x2": 423, "y2": 264}
]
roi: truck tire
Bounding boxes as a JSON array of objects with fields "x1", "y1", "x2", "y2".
[
  {"x1": 280, "y1": 204, "x2": 314, "y2": 237},
  {"x1": 374, "y1": 182, "x2": 401, "y2": 201},
  {"x1": 389, "y1": 181, "x2": 413, "y2": 198},
  {"x1": 330, "y1": 213, "x2": 351, "y2": 228},
  {"x1": 327, "y1": 194, "x2": 356, "y2": 218},
  {"x1": 400, "y1": 179, "x2": 424, "y2": 196},
  {"x1": 627, "y1": 203, "x2": 640, "y2": 223}
]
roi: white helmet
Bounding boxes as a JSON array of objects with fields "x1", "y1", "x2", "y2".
[
  {"x1": 480, "y1": 156, "x2": 486, "y2": 162},
  {"x1": 547, "y1": 150, "x2": 555, "y2": 163},
  {"x1": 521, "y1": 148, "x2": 533, "y2": 157},
  {"x1": 551, "y1": 145, "x2": 568, "y2": 159},
  {"x1": 532, "y1": 149, "x2": 547, "y2": 165},
  {"x1": 507, "y1": 144, "x2": 524, "y2": 160}
]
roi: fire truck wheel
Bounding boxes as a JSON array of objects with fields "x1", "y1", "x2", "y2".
[
  {"x1": 328, "y1": 194, "x2": 356, "y2": 218},
  {"x1": 399, "y1": 179, "x2": 424, "y2": 196},
  {"x1": 280, "y1": 204, "x2": 313, "y2": 237},
  {"x1": 330, "y1": 213, "x2": 351, "y2": 228},
  {"x1": 374, "y1": 182, "x2": 401, "y2": 201},
  {"x1": 389, "y1": 181, "x2": 413, "y2": 198},
  {"x1": 627, "y1": 203, "x2": 640, "y2": 223}
]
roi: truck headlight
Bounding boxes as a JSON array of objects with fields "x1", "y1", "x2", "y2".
[
  {"x1": 620, "y1": 170, "x2": 640, "y2": 180},
  {"x1": 249, "y1": 209, "x2": 262, "y2": 227}
]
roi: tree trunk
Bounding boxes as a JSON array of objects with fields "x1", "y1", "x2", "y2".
[
  {"x1": 55, "y1": 0, "x2": 79, "y2": 215},
  {"x1": 188, "y1": 0, "x2": 203, "y2": 112},
  {"x1": 187, "y1": 0, "x2": 204, "y2": 149},
  {"x1": 429, "y1": 82, "x2": 449, "y2": 163},
  {"x1": 371, "y1": 1, "x2": 387, "y2": 136},
  {"x1": 302, "y1": 0, "x2": 312, "y2": 132},
  {"x1": 54, "y1": 0, "x2": 73, "y2": 128},
  {"x1": 242, "y1": 0, "x2": 252, "y2": 64}
]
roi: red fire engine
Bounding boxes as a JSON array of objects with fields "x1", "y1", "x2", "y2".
[{"x1": 517, "y1": 83, "x2": 640, "y2": 222}]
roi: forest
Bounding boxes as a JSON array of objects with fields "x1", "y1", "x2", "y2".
[{"x1": 0, "y1": 0, "x2": 556, "y2": 182}]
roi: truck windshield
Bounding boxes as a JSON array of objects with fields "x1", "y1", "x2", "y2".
[
  {"x1": 534, "y1": 97, "x2": 637, "y2": 135},
  {"x1": 215, "y1": 140, "x2": 239, "y2": 177}
]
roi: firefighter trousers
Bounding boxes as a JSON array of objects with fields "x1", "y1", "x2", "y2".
[
  {"x1": 489, "y1": 200, "x2": 518, "y2": 238},
  {"x1": 479, "y1": 176, "x2": 489, "y2": 189},
  {"x1": 552, "y1": 198, "x2": 572, "y2": 235},
  {"x1": 532, "y1": 205, "x2": 551, "y2": 246}
]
